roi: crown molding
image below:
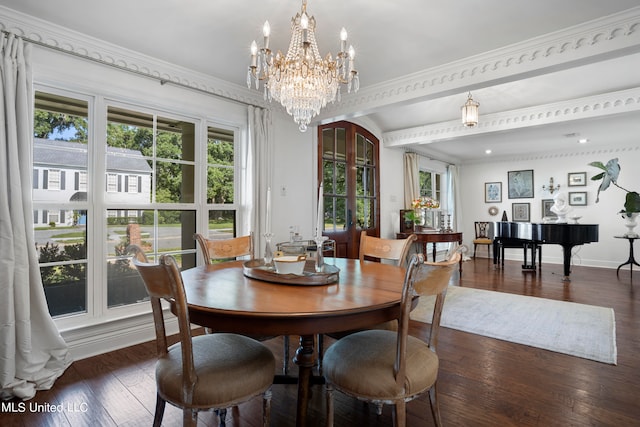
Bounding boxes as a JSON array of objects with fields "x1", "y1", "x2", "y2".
[
  {"x1": 317, "y1": 6, "x2": 640, "y2": 123},
  {"x1": 383, "y1": 87, "x2": 640, "y2": 147},
  {"x1": 0, "y1": 5, "x2": 265, "y2": 108}
]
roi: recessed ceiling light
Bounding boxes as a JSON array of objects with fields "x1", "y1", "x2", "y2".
[
  {"x1": 578, "y1": 138, "x2": 588, "y2": 144},
  {"x1": 485, "y1": 149, "x2": 492, "y2": 154}
]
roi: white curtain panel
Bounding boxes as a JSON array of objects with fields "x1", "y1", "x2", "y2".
[
  {"x1": 247, "y1": 106, "x2": 272, "y2": 256},
  {"x1": 403, "y1": 152, "x2": 419, "y2": 208},
  {"x1": 447, "y1": 164, "x2": 461, "y2": 231},
  {"x1": 0, "y1": 34, "x2": 72, "y2": 400}
]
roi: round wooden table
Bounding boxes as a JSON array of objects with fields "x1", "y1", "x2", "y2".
[{"x1": 179, "y1": 258, "x2": 406, "y2": 427}]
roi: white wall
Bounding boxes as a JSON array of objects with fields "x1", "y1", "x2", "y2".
[{"x1": 458, "y1": 147, "x2": 640, "y2": 269}]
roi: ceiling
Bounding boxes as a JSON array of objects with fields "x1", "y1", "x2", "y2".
[{"x1": 2, "y1": 0, "x2": 640, "y2": 163}]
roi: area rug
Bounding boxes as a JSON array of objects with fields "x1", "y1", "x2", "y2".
[{"x1": 411, "y1": 286, "x2": 617, "y2": 365}]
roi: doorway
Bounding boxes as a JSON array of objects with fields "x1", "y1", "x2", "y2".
[{"x1": 318, "y1": 121, "x2": 380, "y2": 258}]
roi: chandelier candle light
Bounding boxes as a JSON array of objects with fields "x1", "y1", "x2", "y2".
[{"x1": 247, "y1": 0, "x2": 359, "y2": 132}]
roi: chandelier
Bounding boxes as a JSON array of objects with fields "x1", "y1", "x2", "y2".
[
  {"x1": 247, "y1": 0, "x2": 359, "y2": 132},
  {"x1": 461, "y1": 92, "x2": 480, "y2": 127}
]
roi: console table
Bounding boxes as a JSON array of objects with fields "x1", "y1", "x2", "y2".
[
  {"x1": 397, "y1": 230, "x2": 463, "y2": 274},
  {"x1": 615, "y1": 235, "x2": 639, "y2": 278}
]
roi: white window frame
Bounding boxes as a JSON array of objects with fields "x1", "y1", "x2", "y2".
[
  {"x1": 48, "y1": 169, "x2": 61, "y2": 190},
  {"x1": 107, "y1": 173, "x2": 118, "y2": 192}
]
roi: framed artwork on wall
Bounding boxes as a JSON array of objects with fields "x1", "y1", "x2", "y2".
[
  {"x1": 484, "y1": 182, "x2": 502, "y2": 203},
  {"x1": 569, "y1": 192, "x2": 587, "y2": 206},
  {"x1": 568, "y1": 172, "x2": 587, "y2": 187},
  {"x1": 512, "y1": 202, "x2": 530, "y2": 222},
  {"x1": 508, "y1": 170, "x2": 534, "y2": 199},
  {"x1": 542, "y1": 199, "x2": 557, "y2": 219}
]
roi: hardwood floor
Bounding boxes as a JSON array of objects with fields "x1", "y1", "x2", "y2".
[{"x1": 2, "y1": 258, "x2": 639, "y2": 426}]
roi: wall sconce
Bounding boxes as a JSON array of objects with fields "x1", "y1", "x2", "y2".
[
  {"x1": 542, "y1": 177, "x2": 560, "y2": 194},
  {"x1": 461, "y1": 92, "x2": 479, "y2": 127}
]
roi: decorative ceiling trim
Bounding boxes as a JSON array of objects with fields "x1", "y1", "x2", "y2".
[
  {"x1": 0, "y1": 5, "x2": 265, "y2": 108},
  {"x1": 383, "y1": 87, "x2": 640, "y2": 147},
  {"x1": 317, "y1": 6, "x2": 640, "y2": 123},
  {"x1": 461, "y1": 144, "x2": 640, "y2": 166}
]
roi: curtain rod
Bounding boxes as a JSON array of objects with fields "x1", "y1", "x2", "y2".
[{"x1": 4, "y1": 30, "x2": 259, "y2": 108}]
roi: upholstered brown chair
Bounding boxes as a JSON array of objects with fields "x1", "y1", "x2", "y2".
[
  {"x1": 323, "y1": 251, "x2": 460, "y2": 427},
  {"x1": 127, "y1": 245, "x2": 275, "y2": 427},
  {"x1": 473, "y1": 221, "x2": 493, "y2": 258}
]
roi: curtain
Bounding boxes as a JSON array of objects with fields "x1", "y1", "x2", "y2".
[
  {"x1": 0, "y1": 33, "x2": 72, "y2": 400},
  {"x1": 246, "y1": 105, "x2": 272, "y2": 256},
  {"x1": 403, "y1": 152, "x2": 419, "y2": 208},
  {"x1": 447, "y1": 164, "x2": 462, "y2": 232}
]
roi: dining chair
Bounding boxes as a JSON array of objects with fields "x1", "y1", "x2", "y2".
[
  {"x1": 323, "y1": 251, "x2": 460, "y2": 427},
  {"x1": 127, "y1": 245, "x2": 275, "y2": 427},
  {"x1": 359, "y1": 230, "x2": 418, "y2": 267},
  {"x1": 473, "y1": 221, "x2": 493, "y2": 258},
  {"x1": 318, "y1": 231, "x2": 418, "y2": 370},
  {"x1": 194, "y1": 232, "x2": 291, "y2": 374},
  {"x1": 194, "y1": 232, "x2": 254, "y2": 262}
]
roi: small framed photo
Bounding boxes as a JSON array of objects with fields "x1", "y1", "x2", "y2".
[
  {"x1": 484, "y1": 182, "x2": 502, "y2": 203},
  {"x1": 508, "y1": 170, "x2": 534, "y2": 199},
  {"x1": 568, "y1": 172, "x2": 587, "y2": 187},
  {"x1": 512, "y1": 203, "x2": 531, "y2": 222},
  {"x1": 541, "y1": 199, "x2": 557, "y2": 219},
  {"x1": 569, "y1": 191, "x2": 587, "y2": 206}
]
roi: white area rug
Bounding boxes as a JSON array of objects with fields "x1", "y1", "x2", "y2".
[{"x1": 411, "y1": 286, "x2": 617, "y2": 365}]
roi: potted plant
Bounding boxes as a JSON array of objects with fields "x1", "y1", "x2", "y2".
[{"x1": 590, "y1": 158, "x2": 640, "y2": 236}]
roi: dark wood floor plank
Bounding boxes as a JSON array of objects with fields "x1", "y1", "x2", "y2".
[{"x1": 1, "y1": 258, "x2": 639, "y2": 426}]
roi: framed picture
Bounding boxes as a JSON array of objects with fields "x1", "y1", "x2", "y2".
[
  {"x1": 541, "y1": 199, "x2": 557, "y2": 219},
  {"x1": 508, "y1": 170, "x2": 534, "y2": 199},
  {"x1": 484, "y1": 182, "x2": 502, "y2": 203},
  {"x1": 568, "y1": 172, "x2": 587, "y2": 187},
  {"x1": 569, "y1": 191, "x2": 587, "y2": 206},
  {"x1": 512, "y1": 203, "x2": 530, "y2": 222},
  {"x1": 399, "y1": 209, "x2": 414, "y2": 233}
]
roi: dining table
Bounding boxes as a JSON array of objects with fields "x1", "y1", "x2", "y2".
[{"x1": 178, "y1": 257, "x2": 407, "y2": 427}]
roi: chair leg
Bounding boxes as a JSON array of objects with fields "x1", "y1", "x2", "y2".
[
  {"x1": 317, "y1": 334, "x2": 324, "y2": 374},
  {"x1": 392, "y1": 400, "x2": 406, "y2": 427},
  {"x1": 263, "y1": 388, "x2": 272, "y2": 427},
  {"x1": 428, "y1": 384, "x2": 443, "y2": 427},
  {"x1": 473, "y1": 243, "x2": 477, "y2": 258},
  {"x1": 184, "y1": 408, "x2": 197, "y2": 427},
  {"x1": 152, "y1": 393, "x2": 166, "y2": 427},
  {"x1": 325, "y1": 384, "x2": 335, "y2": 427}
]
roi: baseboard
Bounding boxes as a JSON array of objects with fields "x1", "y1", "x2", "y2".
[{"x1": 61, "y1": 311, "x2": 179, "y2": 361}]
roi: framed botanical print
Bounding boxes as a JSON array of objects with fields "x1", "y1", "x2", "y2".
[
  {"x1": 568, "y1": 172, "x2": 587, "y2": 187},
  {"x1": 508, "y1": 170, "x2": 534, "y2": 199},
  {"x1": 485, "y1": 182, "x2": 502, "y2": 203},
  {"x1": 512, "y1": 202, "x2": 530, "y2": 222},
  {"x1": 569, "y1": 191, "x2": 587, "y2": 206}
]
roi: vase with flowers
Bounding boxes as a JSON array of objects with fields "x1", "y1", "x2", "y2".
[
  {"x1": 404, "y1": 197, "x2": 440, "y2": 230},
  {"x1": 590, "y1": 158, "x2": 640, "y2": 237}
]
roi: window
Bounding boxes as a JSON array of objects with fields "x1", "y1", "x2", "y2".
[
  {"x1": 33, "y1": 91, "x2": 89, "y2": 316},
  {"x1": 47, "y1": 169, "x2": 61, "y2": 190},
  {"x1": 107, "y1": 174, "x2": 117, "y2": 192},
  {"x1": 419, "y1": 170, "x2": 441, "y2": 201},
  {"x1": 126, "y1": 175, "x2": 138, "y2": 193},
  {"x1": 206, "y1": 126, "x2": 237, "y2": 238},
  {"x1": 33, "y1": 89, "x2": 240, "y2": 322}
]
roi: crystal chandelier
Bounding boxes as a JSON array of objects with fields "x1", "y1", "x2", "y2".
[
  {"x1": 247, "y1": 0, "x2": 359, "y2": 132},
  {"x1": 461, "y1": 92, "x2": 480, "y2": 127}
]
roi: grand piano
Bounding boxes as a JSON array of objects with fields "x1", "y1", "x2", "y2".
[{"x1": 493, "y1": 221, "x2": 599, "y2": 280}]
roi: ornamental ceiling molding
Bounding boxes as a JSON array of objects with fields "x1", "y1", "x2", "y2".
[
  {"x1": 463, "y1": 144, "x2": 640, "y2": 166},
  {"x1": 0, "y1": 6, "x2": 265, "y2": 108},
  {"x1": 383, "y1": 87, "x2": 640, "y2": 147},
  {"x1": 317, "y1": 6, "x2": 640, "y2": 123}
]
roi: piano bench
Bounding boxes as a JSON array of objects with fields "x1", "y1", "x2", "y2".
[{"x1": 497, "y1": 242, "x2": 542, "y2": 270}]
